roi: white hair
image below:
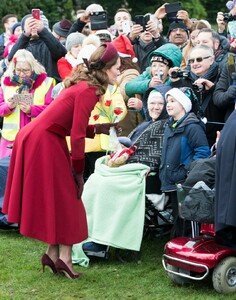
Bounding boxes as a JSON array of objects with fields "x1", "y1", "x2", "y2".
[{"x1": 4, "y1": 49, "x2": 45, "y2": 79}]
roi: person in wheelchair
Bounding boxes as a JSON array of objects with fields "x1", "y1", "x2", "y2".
[
  {"x1": 159, "y1": 87, "x2": 211, "y2": 238},
  {"x1": 72, "y1": 84, "x2": 171, "y2": 263}
]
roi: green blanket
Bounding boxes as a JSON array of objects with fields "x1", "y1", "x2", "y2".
[{"x1": 73, "y1": 156, "x2": 150, "y2": 263}]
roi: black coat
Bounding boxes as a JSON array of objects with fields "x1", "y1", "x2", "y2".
[
  {"x1": 171, "y1": 66, "x2": 224, "y2": 147},
  {"x1": 8, "y1": 28, "x2": 67, "y2": 83},
  {"x1": 215, "y1": 110, "x2": 236, "y2": 232},
  {"x1": 129, "y1": 35, "x2": 166, "y2": 72},
  {"x1": 213, "y1": 61, "x2": 235, "y2": 121}
]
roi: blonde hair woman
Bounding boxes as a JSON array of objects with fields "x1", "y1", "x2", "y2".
[
  {"x1": 0, "y1": 49, "x2": 55, "y2": 158},
  {"x1": 181, "y1": 20, "x2": 210, "y2": 68}
]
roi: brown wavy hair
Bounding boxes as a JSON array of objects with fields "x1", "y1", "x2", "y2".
[
  {"x1": 119, "y1": 56, "x2": 140, "y2": 73},
  {"x1": 63, "y1": 45, "x2": 119, "y2": 95}
]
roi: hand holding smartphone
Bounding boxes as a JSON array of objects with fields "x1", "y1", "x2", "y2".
[
  {"x1": 31, "y1": 9, "x2": 41, "y2": 37},
  {"x1": 134, "y1": 14, "x2": 150, "y2": 31},
  {"x1": 121, "y1": 21, "x2": 131, "y2": 34}
]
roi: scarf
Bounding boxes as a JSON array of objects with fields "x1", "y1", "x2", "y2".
[
  {"x1": 11, "y1": 72, "x2": 38, "y2": 94},
  {"x1": 190, "y1": 61, "x2": 218, "y2": 81},
  {"x1": 65, "y1": 52, "x2": 79, "y2": 68}
]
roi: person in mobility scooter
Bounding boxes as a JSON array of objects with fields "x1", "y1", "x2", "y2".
[{"x1": 163, "y1": 110, "x2": 236, "y2": 294}]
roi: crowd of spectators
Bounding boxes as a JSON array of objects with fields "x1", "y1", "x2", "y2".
[{"x1": 1, "y1": 1, "x2": 236, "y2": 279}]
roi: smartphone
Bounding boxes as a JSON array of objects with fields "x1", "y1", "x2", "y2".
[
  {"x1": 90, "y1": 11, "x2": 107, "y2": 30},
  {"x1": 135, "y1": 15, "x2": 150, "y2": 31},
  {"x1": 165, "y1": 2, "x2": 181, "y2": 21},
  {"x1": 134, "y1": 15, "x2": 144, "y2": 27},
  {"x1": 143, "y1": 14, "x2": 150, "y2": 29},
  {"x1": 32, "y1": 8, "x2": 41, "y2": 20},
  {"x1": 122, "y1": 20, "x2": 131, "y2": 34},
  {"x1": 157, "y1": 69, "x2": 164, "y2": 80},
  {"x1": 165, "y1": 2, "x2": 181, "y2": 14}
]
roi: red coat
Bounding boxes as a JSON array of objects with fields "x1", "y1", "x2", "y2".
[
  {"x1": 2, "y1": 81, "x2": 99, "y2": 245},
  {"x1": 57, "y1": 57, "x2": 73, "y2": 80}
]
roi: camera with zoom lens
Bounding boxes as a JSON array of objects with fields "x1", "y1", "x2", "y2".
[
  {"x1": 223, "y1": 13, "x2": 236, "y2": 22},
  {"x1": 171, "y1": 69, "x2": 190, "y2": 79}
]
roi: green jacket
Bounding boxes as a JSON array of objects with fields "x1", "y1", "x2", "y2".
[{"x1": 125, "y1": 43, "x2": 182, "y2": 97}]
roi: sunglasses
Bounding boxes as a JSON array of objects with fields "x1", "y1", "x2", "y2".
[{"x1": 189, "y1": 56, "x2": 212, "y2": 64}]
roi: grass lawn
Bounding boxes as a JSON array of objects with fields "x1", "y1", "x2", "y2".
[{"x1": 0, "y1": 228, "x2": 235, "y2": 300}]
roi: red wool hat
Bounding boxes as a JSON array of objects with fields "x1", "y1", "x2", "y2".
[{"x1": 112, "y1": 35, "x2": 138, "y2": 62}]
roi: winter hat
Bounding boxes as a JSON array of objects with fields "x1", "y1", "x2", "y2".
[
  {"x1": 150, "y1": 55, "x2": 172, "y2": 66},
  {"x1": 53, "y1": 19, "x2": 72, "y2": 38},
  {"x1": 40, "y1": 12, "x2": 49, "y2": 29},
  {"x1": 148, "y1": 43, "x2": 182, "y2": 68},
  {"x1": 95, "y1": 29, "x2": 113, "y2": 42},
  {"x1": 66, "y1": 32, "x2": 86, "y2": 51},
  {"x1": 77, "y1": 44, "x2": 97, "y2": 65},
  {"x1": 165, "y1": 87, "x2": 192, "y2": 113},
  {"x1": 147, "y1": 90, "x2": 164, "y2": 103},
  {"x1": 82, "y1": 34, "x2": 101, "y2": 48},
  {"x1": 143, "y1": 84, "x2": 171, "y2": 120},
  {"x1": 167, "y1": 20, "x2": 189, "y2": 38},
  {"x1": 85, "y1": 4, "x2": 104, "y2": 14},
  {"x1": 11, "y1": 22, "x2": 21, "y2": 34},
  {"x1": 112, "y1": 35, "x2": 137, "y2": 62}
]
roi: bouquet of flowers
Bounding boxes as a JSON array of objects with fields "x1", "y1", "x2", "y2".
[
  {"x1": 93, "y1": 99, "x2": 124, "y2": 153},
  {"x1": 93, "y1": 99, "x2": 124, "y2": 122}
]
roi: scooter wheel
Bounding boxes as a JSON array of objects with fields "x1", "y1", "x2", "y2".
[
  {"x1": 166, "y1": 263, "x2": 190, "y2": 285},
  {"x1": 213, "y1": 256, "x2": 236, "y2": 294}
]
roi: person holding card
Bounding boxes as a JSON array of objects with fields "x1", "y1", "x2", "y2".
[{"x1": 0, "y1": 49, "x2": 55, "y2": 158}]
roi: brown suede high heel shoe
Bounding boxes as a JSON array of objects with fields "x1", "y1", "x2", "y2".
[
  {"x1": 41, "y1": 254, "x2": 57, "y2": 274},
  {"x1": 55, "y1": 259, "x2": 83, "y2": 279}
]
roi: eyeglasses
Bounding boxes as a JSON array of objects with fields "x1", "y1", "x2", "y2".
[
  {"x1": 15, "y1": 68, "x2": 31, "y2": 74},
  {"x1": 189, "y1": 56, "x2": 212, "y2": 64},
  {"x1": 96, "y1": 34, "x2": 112, "y2": 42}
]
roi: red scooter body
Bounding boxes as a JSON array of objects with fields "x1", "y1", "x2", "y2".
[{"x1": 162, "y1": 224, "x2": 236, "y2": 293}]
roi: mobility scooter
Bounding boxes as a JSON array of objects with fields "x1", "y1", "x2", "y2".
[{"x1": 162, "y1": 183, "x2": 236, "y2": 294}]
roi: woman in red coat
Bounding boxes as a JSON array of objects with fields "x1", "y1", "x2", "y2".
[{"x1": 2, "y1": 42, "x2": 120, "y2": 279}]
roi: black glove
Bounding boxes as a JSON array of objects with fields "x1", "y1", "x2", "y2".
[
  {"x1": 94, "y1": 123, "x2": 120, "y2": 135},
  {"x1": 73, "y1": 172, "x2": 84, "y2": 199}
]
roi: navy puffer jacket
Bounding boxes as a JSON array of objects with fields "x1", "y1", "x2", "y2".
[{"x1": 159, "y1": 113, "x2": 210, "y2": 192}]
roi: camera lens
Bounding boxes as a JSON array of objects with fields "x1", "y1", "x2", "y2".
[{"x1": 171, "y1": 70, "x2": 183, "y2": 78}]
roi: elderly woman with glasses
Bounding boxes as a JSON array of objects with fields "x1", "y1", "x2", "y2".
[
  {"x1": 0, "y1": 49, "x2": 55, "y2": 158},
  {"x1": 169, "y1": 44, "x2": 225, "y2": 147}
]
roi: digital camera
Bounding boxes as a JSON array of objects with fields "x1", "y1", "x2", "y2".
[
  {"x1": 171, "y1": 69, "x2": 190, "y2": 79},
  {"x1": 223, "y1": 13, "x2": 236, "y2": 22}
]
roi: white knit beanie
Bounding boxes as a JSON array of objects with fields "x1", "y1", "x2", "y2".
[
  {"x1": 66, "y1": 32, "x2": 86, "y2": 51},
  {"x1": 165, "y1": 87, "x2": 192, "y2": 113}
]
